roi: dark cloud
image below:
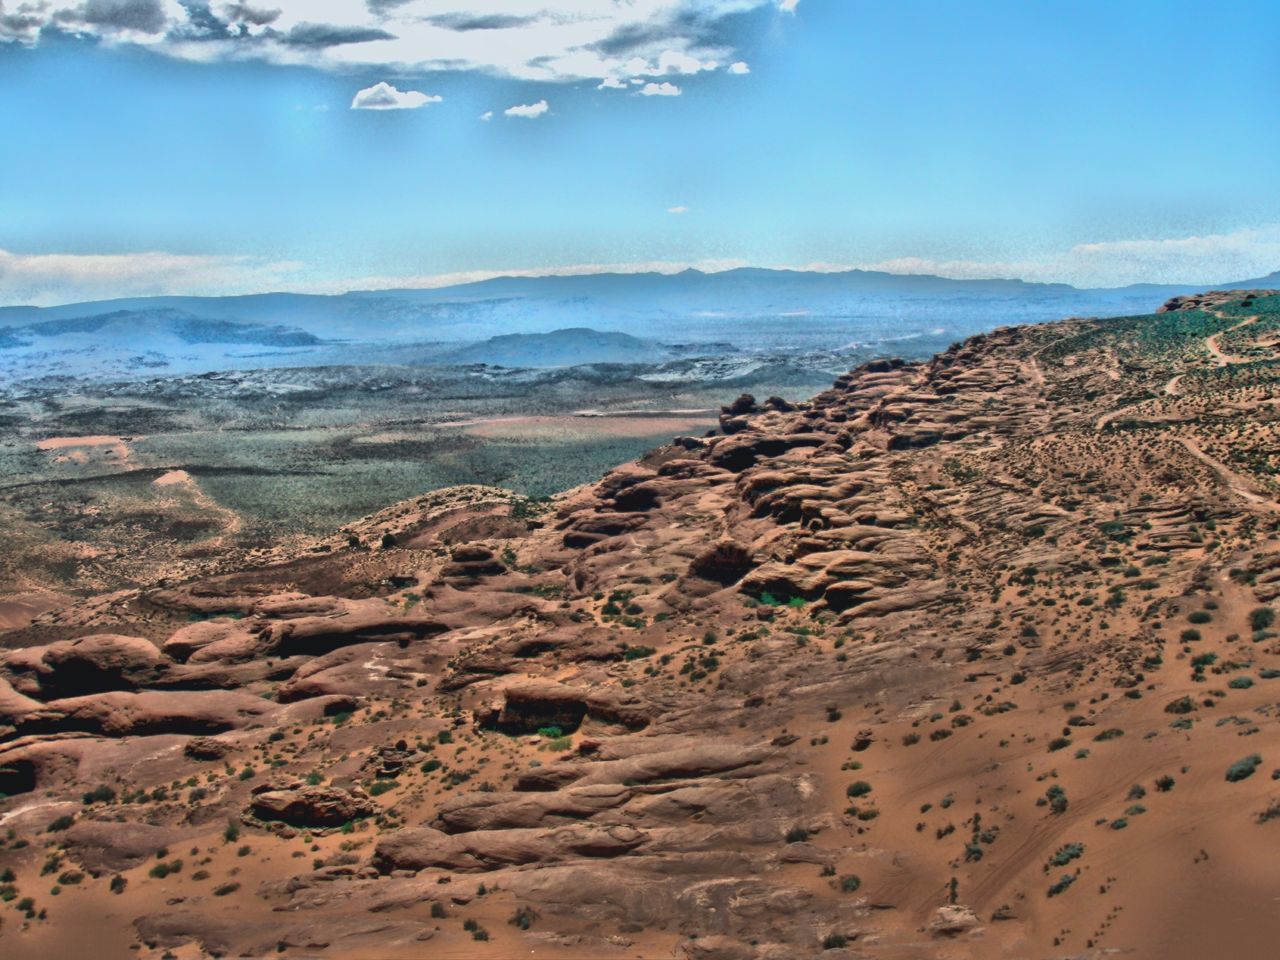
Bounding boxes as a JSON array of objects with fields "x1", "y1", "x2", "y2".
[
  {"x1": 589, "y1": 5, "x2": 753, "y2": 57},
  {"x1": 281, "y1": 21, "x2": 394, "y2": 48},
  {"x1": 0, "y1": 3, "x2": 48, "y2": 41},
  {"x1": 57, "y1": 0, "x2": 167, "y2": 34},
  {"x1": 365, "y1": 0, "x2": 412, "y2": 15},
  {"x1": 222, "y1": 2, "x2": 280, "y2": 27},
  {"x1": 426, "y1": 13, "x2": 536, "y2": 32}
]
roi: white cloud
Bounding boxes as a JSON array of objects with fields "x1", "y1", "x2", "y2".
[
  {"x1": 779, "y1": 0, "x2": 801, "y2": 12},
  {"x1": 0, "y1": 248, "x2": 302, "y2": 306},
  {"x1": 597, "y1": 76, "x2": 628, "y2": 90},
  {"x1": 0, "y1": 2, "x2": 786, "y2": 85},
  {"x1": 504, "y1": 99, "x2": 549, "y2": 119},
  {"x1": 639, "y1": 81, "x2": 681, "y2": 97},
  {"x1": 728, "y1": 60, "x2": 750, "y2": 74},
  {"x1": 479, "y1": 110, "x2": 493, "y2": 121},
  {"x1": 654, "y1": 49, "x2": 717, "y2": 74},
  {"x1": 814, "y1": 225, "x2": 1280, "y2": 288},
  {"x1": 667, "y1": 205, "x2": 688, "y2": 214},
  {"x1": 350, "y1": 81, "x2": 441, "y2": 110}
]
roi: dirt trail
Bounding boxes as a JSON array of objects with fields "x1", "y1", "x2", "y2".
[
  {"x1": 1204, "y1": 312, "x2": 1260, "y2": 365},
  {"x1": 1179, "y1": 436, "x2": 1279, "y2": 513}
]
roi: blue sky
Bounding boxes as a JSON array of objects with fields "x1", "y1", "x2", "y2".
[{"x1": 1, "y1": 0, "x2": 1278, "y2": 304}]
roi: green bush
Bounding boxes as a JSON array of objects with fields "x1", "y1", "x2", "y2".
[
  {"x1": 509, "y1": 905, "x2": 538, "y2": 930},
  {"x1": 1047, "y1": 874, "x2": 1076, "y2": 897},
  {"x1": 1226, "y1": 754, "x2": 1263, "y2": 782},
  {"x1": 845, "y1": 781, "x2": 872, "y2": 798},
  {"x1": 149, "y1": 859, "x2": 183, "y2": 879},
  {"x1": 82, "y1": 784, "x2": 117, "y2": 805},
  {"x1": 1048, "y1": 843, "x2": 1084, "y2": 867}
]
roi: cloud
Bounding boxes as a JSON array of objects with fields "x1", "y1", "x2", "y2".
[
  {"x1": 597, "y1": 76, "x2": 628, "y2": 90},
  {"x1": 653, "y1": 49, "x2": 717, "y2": 74},
  {"x1": 504, "y1": 99, "x2": 548, "y2": 118},
  {"x1": 0, "y1": 2, "x2": 788, "y2": 84},
  {"x1": 350, "y1": 81, "x2": 441, "y2": 110},
  {"x1": 779, "y1": 0, "x2": 801, "y2": 11},
  {"x1": 55, "y1": 0, "x2": 168, "y2": 35},
  {"x1": 0, "y1": 248, "x2": 302, "y2": 306},
  {"x1": 479, "y1": 110, "x2": 492, "y2": 121},
  {"x1": 426, "y1": 13, "x2": 536, "y2": 32},
  {"x1": 827, "y1": 225, "x2": 1280, "y2": 288},
  {"x1": 281, "y1": 21, "x2": 394, "y2": 48},
  {"x1": 639, "y1": 81, "x2": 681, "y2": 96},
  {"x1": 220, "y1": 3, "x2": 281, "y2": 28},
  {"x1": 728, "y1": 60, "x2": 749, "y2": 74},
  {"x1": 667, "y1": 205, "x2": 688, "y2": 214}
]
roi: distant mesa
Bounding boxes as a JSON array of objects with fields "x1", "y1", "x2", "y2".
[{"x1": 439, "y1": 327, "x2": 682, "y2": 367}]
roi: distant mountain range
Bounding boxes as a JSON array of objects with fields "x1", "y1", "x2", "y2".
[{"x1": 1, "y1": 266, "x2": 1276, "y2": 380}]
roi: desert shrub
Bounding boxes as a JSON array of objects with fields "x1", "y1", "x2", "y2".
[
  {"x1": 46, "y1": 815, "x2": 74, "y2": 832},
  {"x1": 1188, "y1": 611, "x2": 1212, "y2": 625},
  {"x1": 82, "y1": 784, "x2": 117, "y2": 805},
  {"x1": 785, "y1": 826, "x2": 811, "y2": 843},
  {"x1": 509, "y1": 905, "x2": 538, "y2": 930},
  {"x1": 1226, "y1": 754, "x2": 1263, "y2": 782},
  {"x1": 1048, "y1": 843, "x2": 1085, "y2": 867},
  {"x1": 149, "y1": 859, "x2": 183, "y2": 879},
  {"x1": 1045, "y1": 785, "x2": 1068, "y2": 814},
  {"x1": 846, "y1": 781, "x2": 872, "y2": 798},
  {"x1": 214, "y1": 882, "x2": 240, "y2": 896},
  {"x1": 1250, "y1": 607, "x2": 1276, "y2": 632},
  {"x1": 1155, "y1": 775, "x2": 1176, "y2": 792},
  {"x1": 823, "y1": 933, "x2": 848, "y2": 949},
  {"x1": 1047, "y1": 874, "x2": 1076, "y2": 897}
]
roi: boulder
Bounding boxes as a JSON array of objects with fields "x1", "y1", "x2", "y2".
[
  {"x1": 63, "y1": 819, "x2": 184, "y2": 873},
  {"x1": 2, "y1": 634, "x2": 164, "y2": 698},
  {"x1": 250, "y1": 785, "x2": 377, "y2": 827}
]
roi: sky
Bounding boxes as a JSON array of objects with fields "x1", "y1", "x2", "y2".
[{"x1": 1, "y1": 0, "x2": 1278, "y2": 305}]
